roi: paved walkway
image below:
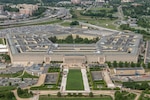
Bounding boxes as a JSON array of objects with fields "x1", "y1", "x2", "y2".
[
  {"x1": 81, "y1": 69, "x2": 90, "y2": 92},
  {"x1": 60, "y1": 68, "x2": 68, "y2": 92},
  {"x1": 33, "y1": 74, "x2": 46, "y2": 87},
  {"x1": 16, "y1": 70, "x2": 25, "y2": 78},
  {"x1": 102, "y1": 71, "x2": 115, "y2": 88},
  {"x1": 92, "y1": 90, "x2": 115, "y2": 100}
]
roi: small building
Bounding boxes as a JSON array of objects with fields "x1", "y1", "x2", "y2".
[{"x1": 114, "y1": 67, "x2": 145, "y2": 76}]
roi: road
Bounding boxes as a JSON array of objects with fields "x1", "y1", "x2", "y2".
[
  {"x1": 117, "y1": 5, "x2": 124, "y2": 21},
  {"x1": 0, "y1": 7, "x2": 70, "y2": 28},
  {"x1": 79, "y1": 21, "x2": 119, "y2": 33}
]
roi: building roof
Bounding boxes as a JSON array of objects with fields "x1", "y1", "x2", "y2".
[{"x1": 115, "y1": 67, "x2": 144, "y2": 70}]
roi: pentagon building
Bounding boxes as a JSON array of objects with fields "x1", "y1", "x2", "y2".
[{"x1": 6, "y1": 25, "x2": 143, "y2": 65}]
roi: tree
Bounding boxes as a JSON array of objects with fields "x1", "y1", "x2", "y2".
[
  {"x1": 21, "y1": 77, "x2": 24, "y2": 81},
  {"x1": 70, "y1": 21, "x2": 79, "y2": 26},
  {"x1": 65, "y1": 35, "x2": 73, "y2": 43},
  {"x1": 113, "y1": 61, "x2": 118, "y2": 67},
  {"x1": 107, "y1": 61, "x2": 112, "y2": 67},
  {"x1": 89, "y1": 92, "x2": 93, "y2": 97},
  {"x1": 73, "y1": 93, "x2": 77, "y2": 97},
  {"x1": 17, "y1": 87, "x2": 23, "y2": 95},
  {"x1": 9, "y1": 82, "x2": 11, "y2": 86},
  {"x1": 140, "y1": 82, "x2": 149, "y2": 90},
  {"x1": 118, "y1": 61, "x2": 123, "y2": 67},
  {"x1": 124, "y1": 61, "x2": 129, "y2": 67},
  {"x1": 136, "y1": 62, "x2": 141, "y2": 67},
  {"x1": 142, "y1": 63, "x2": 146, "y2": 68},
  {"x1": 32, "y1": 7, "x2": 47, "y2": 16},
  {"x1": 49, "y1": 36, "x2": 57, "y2": 43},
  {"x1": 57, "y1": 92, "x2": 61, "y2": 97},
  {"x1": 148, "y1": 62, "x2": 150, "y2": 69},
  {"x1": 130, "y1": 62, "x2": 135, "y2": 67},
  {"x1": 78, "y1": 93, "x2": 82, "y2": 97}
]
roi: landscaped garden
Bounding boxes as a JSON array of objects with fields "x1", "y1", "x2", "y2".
[
  {"x1": 115, "y1": 91, "x2": 136, "y2": 100},
  {"x1": 49, "y1": 35, "x2": 99, "y2": 44},
  {"x1": 17, "y1": 87, "x2": 33, "y2": 98},
  {"x1": 66, "y1": 69, "x2": 84, "y2": 90},
  {"x1": 0, "y1": 86, "x2": 16, "y2": 100},
  {"x1": 19, "y1": 72, "x2": 38, "y2": 78}
]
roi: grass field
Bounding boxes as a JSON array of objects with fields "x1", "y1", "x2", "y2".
[
  {"x1": 60, "y1": 22, "x2": 71, "y2": 26},
  {"x1": 39, "y1": 96, "x2": 112, "y2": 100},
  {"x1": 66, "y1": 69, "x2": 84, "y2": 90},
  {"x1": 19, "y1": 72, "x2": 38, "y2": 78},
  {"x1": 72, "y1": 10, "x2": 117, "y2": 30},
  {"x1": 0, "y1": 38, "x2": 4, "y2": 44},
  {"x1": 0, "y1": 86, "x2": 16, "y2": 92}
]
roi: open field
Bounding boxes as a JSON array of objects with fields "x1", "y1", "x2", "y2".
[
  {"x1": 66, "y1": 69, "x2": 84, "y2": 90},
  {"x1": 60, "y1": 22, "x2": 71, "y2": 26},
  {"x1": 72, "y1": 10, "x2": 117, "y2": 30},
  {"x1": 39, "y1": 96, "x2": 112, "y2": 100}
]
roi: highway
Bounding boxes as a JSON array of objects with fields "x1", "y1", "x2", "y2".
[{"x1": 0, "y1": 7, "x2": 70, "y2": 27}]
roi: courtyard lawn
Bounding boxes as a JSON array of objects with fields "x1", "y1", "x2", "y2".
[
  {"x1": 66, "y1": 69, "x2": 84, "y2": 90},
  {"x1": 19, "y1": 72, "x2": 38, "y2": 78},
  {"x1": 39, "y1": 96, "x2": 112, "y2": 100},
  {"x1": 0, "y1": 38, "x2": 4, "y2": 44}
]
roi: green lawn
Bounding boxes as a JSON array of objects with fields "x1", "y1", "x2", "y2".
[
  {"x1": 72, "y1": 10, "x2": 118, "y2": 30},
  {"x1": 0, "y1": 38, "x2": 4, "y2": 44},
  {"x1": 30, "y1": 84, "x2": 59, "y2": 90},
  {"x1": 0, "y1": 86, "x2": 16, "y2": 100},
  {"x1": 60, "y1": 22, "x2": 71, "y2": 26},
  {"x1": 39, "y1": 96, "x2": 112, "y2": 100},
  {"x1": 19, "y1": 72, "x2": 38, "y2": 78},
  {"x1": 0, "y1": 86, "x2": 16, "y2": 92},
  {"x1": 33, "y1": 19, "x2": 62, "y2": 25},
  {"x1": 66, "y1": 69, "x2": 84, "y2": 90}
]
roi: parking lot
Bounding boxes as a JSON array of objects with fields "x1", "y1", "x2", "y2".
[{"x1": 0, "y1": 78, "x2": 38, "y2": 88}]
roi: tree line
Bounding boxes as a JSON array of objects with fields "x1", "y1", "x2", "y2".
[
  {"x1": 32, "y1": 7, "x2": 47, "y2": 17},
  {"x1": 3, "y1": 6, "x2": 19, "y2": 12},
  {"x1": 120, "y1": 24, "x2": 150, "y2": 38},
  {"x1": 106, "y1": 61, "x2": 148, "y2": 68},
  {"x1": 123, "y1": 81, "x2": 149, "y2": 90},
  {"x1": 49, "y1": 35, "x2": 99, "y2": 44},
  {"x1": 80, "y1": 8, "x2": 116, "y2": 19},
  {"x1": 122, "y1": 3, "x2": 150, "y2": 18}
]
